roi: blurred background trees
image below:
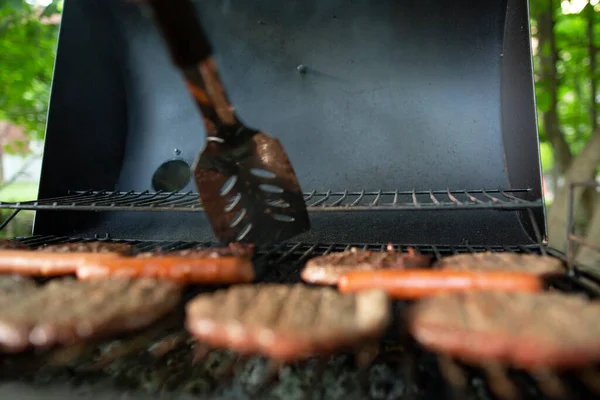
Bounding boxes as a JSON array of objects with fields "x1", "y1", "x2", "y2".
[
  {"x1": 0, "y1": 0, "x2": 598, "y2": 268},
  {"x1": 0, "y1": 0, "x2": 60, "y2": 142},
  {"x1": 0, "y1": 0, "x2": 61, "y2": 237},
  {"x1": 531, "y1": 0, "x2": 600, "y2": 269}
]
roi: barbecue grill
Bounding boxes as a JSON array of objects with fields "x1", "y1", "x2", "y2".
[{"x1": 1, "y1": 0, "x2": 600, "y2": 399}]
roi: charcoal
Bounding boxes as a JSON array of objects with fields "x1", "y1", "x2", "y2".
[
  {"x1": 321, "y1": 360, "x2": 364, "y2": 400},
  {"x1": 266, "y1": 363, "x2": 310, "y2": 400},
  {"x1": 236, "y1": 356, "x2": 271, "y2": 390},
  {"x1": 471, "y1": 376, "x2": 495, "y2": 400},
  {"x1": 368, "y1": 363, "x2": 405, "y2": 399}
]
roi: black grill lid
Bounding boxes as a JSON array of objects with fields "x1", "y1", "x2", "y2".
[{"x1": 35, "y1": 0, "x2": 544, "y2": 245}]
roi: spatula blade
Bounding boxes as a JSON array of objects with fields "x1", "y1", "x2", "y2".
[{"x1": 193, "y1": 132, "x2": 310, "y2": 245}]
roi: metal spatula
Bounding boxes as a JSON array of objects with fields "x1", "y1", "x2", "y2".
[{"x1": 142, "y1": 0, "x2": 310, "y2": 245}]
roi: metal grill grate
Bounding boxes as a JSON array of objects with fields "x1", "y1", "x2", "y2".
[
  {"x1": 3, "y1": 236, "x2": 600, "y2": 400},
  {"x1": 14, "y1": 234, "x2": 600, "y2": 296},
  {"x1": 0, "y1": 188, "x2": 542, "y2": 213}
]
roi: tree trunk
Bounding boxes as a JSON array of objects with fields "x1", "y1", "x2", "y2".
[
  {"x1": 582, "y1": 0, "x2": 599, "y2": 223},
  {"x1": 576, "y1": 197, "x2": 600, "y2": 270},
  {"x1": 587, "y1": 0, "x2": 597, "y2": 132},
  {"x1": 536, "y1": 3, "x2": 572, "y2": 172},
  {"x1": 547, "y1": 131, "x2": 600, "y2": 252},
  {"x1": 0, "y1": 121, "x2": 7, "y2": 184},
  {"x1": 576, "y1": 1, "x2": 600, "y2": 270},
  {"x1": 551, "y1": 165, "x2": 559, "y2": 200}
]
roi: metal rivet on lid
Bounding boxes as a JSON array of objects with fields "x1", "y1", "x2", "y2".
[{"x1": 297, "y1": 64, "x2": 308, "y2": 74}]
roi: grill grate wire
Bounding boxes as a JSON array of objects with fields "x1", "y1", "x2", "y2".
[
  {"x1": 0, "y1": 236, "x2": 598, "y2": 399},
  {"x1": 0, "y1": 189, "x2": 595, "y2": 398},
  {"x1": 14, "y1": 234, "x2": 600, "y2": 297},
  {"x1": 0, "y1": 188, "x2": 541, "y2": 213}
]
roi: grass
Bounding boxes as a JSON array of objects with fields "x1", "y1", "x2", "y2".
[
  {"x1": 0, "y1": 181, "x2": 39, "y2": 238},
  {"x1": 0, "y1": 181, "x2": 39, "y2": 202}
]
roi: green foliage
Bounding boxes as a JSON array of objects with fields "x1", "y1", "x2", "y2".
[
  {"x1": 540, "y1": 141, "x2": 555, "y2": 171},
  {"x1": 0, "y1": 0, "x2": 596, "y2": 172},
  {"x1": 0, "y1": 0, "x2": 61, "y2": 152},
  {"x1": 532, "y1": 0, "x2": 599, "y2": 167}
]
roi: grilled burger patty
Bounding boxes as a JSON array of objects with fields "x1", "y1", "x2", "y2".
[
  {"x1": 36, "y1": 241, "x2": 135, "y2": 255},
  {"x1": 434, "y1": 252, "x2": 564, "y2": 276},
  {"x1": 136, "y1": 243, "x2": 255, "y2": 259},
  {"x1": 0, "y1": 240, "x2": 38, "y2": 303},
  {"x1": 0, "y1": 239, "x2": 30, "y2": 250},
  {"x1": 302, "y1": 247, "x2": 432, "y2": 285},
  {"x1": 186, "y1": 284, "x2": 391, "y2": 362},
  {"x1": 0, "y1": 275, "x2": 38, "y2": 308},
  {"x1": 0, "y1": 278, "x2": 181, "y2": 352},
  {"x1": 407, "y1": 291, "x2": 600, "y2": 370}
]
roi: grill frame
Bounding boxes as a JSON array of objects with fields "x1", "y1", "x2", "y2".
[{"x1": 31, "y1": 0, "x2": 547, "y2": 246}]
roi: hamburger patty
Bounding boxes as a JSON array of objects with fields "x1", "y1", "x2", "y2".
[
  {"x1": 36, "y1": 241, "x2": 135, "y2": 255},
  {"x1": 136, "y1": 243, "x2": 255, "y2": 259},
  {"x1": 0, "y1": 239, "x2": 30, "y2": 250},
  {"x1": 407, "y1": 291, "x2": 600, "y2": 370},
  {"x1": 186, "y1": 284, "x2": 391, "y2": 362},
  {"x1": 0, "y1": 277, "x2": 181, "y2": 352},
  {"x1": 434, "y1": 252, "x2": 564, "y2": 276},
  {"x1": 302, "y1": 247, "x2": 432, "y2": 285},
  {"x1": 0, "y1": 275, "x2": 38, "y2": 308}
]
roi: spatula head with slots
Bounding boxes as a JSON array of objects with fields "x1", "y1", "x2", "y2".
[
  {"x1": 141, "y1": 0, "x2": 310, "y2": 245},
  {"x1": 194, "y1": 127, "x2": 310, "y2": 245}
]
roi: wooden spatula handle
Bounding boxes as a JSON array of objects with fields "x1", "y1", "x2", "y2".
[
  {"x1": 142, "y1": 0, "x2": 212, "y2": 67},
  {"x1": 142, "y1": 0, "x2": 239, "y2": 131}
]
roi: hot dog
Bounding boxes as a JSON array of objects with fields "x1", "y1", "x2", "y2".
[
  {"x1": 0, "y1": 250, "x2": 121, "y2": 276},
  {"x1": 337, "y1": 269, "x2": 543, "y2": 299},
  {"x1": 77, "y1": 256, "x2": 254, "y2": 284}
]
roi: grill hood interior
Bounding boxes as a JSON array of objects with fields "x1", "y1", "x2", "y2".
[{"x1": 35, "y1": 0, "x2": 544, "y2": 246}]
